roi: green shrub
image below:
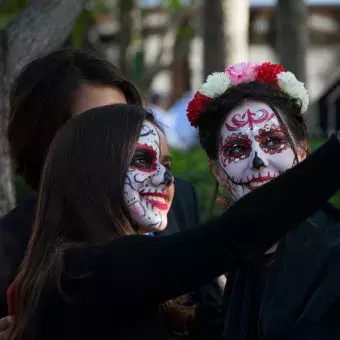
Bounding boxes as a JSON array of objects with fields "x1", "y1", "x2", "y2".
[
  {"x1": 14, "y1": 175, "x2": 32, "y2": 206},
  {"x1": 171, "y1": 147, "x2": 216, "y2": 221}
]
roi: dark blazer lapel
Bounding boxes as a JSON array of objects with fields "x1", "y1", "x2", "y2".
[{"x1": 260, "y1": 210, "x2": 340, "y2": 338}]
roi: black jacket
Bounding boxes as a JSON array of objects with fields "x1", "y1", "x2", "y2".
[
  {"x1": 0, "y1": 177, "x2": 223, "y2": 335},
  {"x1": 0, "y1": 194, "x2": 36, "y2": 317},
  {"x1": 157, "y1": 178, "x2": 224, "y2": 340},
  {"x1": 222, "y1": 203, "x2": 340, "y2": 340},
  {"x1": 8, "y1": 135, "x2": 340, "y2": 340}
]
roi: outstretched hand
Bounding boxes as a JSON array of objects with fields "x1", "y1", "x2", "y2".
[{"x1": 0, "y1": 316, "x2": 14, "y2": 340}]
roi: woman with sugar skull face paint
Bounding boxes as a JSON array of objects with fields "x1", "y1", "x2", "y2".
[
  {"x1": 217, "y1": 100, "x2": 303, "y2": 201},
  {"x1": 189, "y1": 62, "x2": 340, "y2": 339},
  {"x1": 125, "y1": 121, "x2": 173, "y2": 232},
  {"x1": 6, "y1": 98, "x2": 340, "y2": 340}
]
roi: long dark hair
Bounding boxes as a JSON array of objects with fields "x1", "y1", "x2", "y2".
[
  {"x1": 197, "y1": 81, "x2": 309, "y2": 209},
  {"x1": 8, "y1": 48, "x2": 142, "y2": 191},
  {"x1": 10, "y1": 104, "x2": 194, "y2": 340}
]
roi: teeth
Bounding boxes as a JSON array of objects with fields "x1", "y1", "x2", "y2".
[
  {"x1": 142, "y1": 195, "x2": 166, "y2": 203},
  {"x1": 249, "y1": 180, "x2": 269, "y2": 188}
]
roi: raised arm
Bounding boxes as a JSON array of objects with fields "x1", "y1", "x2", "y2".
[{"x1": 65, "y1": 134, "x2": 340, "y2": 308}]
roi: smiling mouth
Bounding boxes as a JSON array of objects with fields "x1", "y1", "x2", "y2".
[
  {"x1": 231, "y1": 171, "x2": 282, "y2": 191},
  {"x1": 246, "y1": 176, "x2": 274, "y2": 190},
  {"x1": 140, "y1": 192, "x2": 169, "y2": 211}
]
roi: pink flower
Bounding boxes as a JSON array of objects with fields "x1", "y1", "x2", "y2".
[{"x1": 225, "y1": 62, "x2": 259, "y2": 86}]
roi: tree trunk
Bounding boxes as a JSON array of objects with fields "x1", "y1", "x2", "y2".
[
  {"x1": 0, "y1": 0, "x2": 86, "y2": 216},
  {"x1": 170, "y1": 54, "x2": 191, "y2": 107},
  {"x1": 169, "y1": 18, "x2": 195, "y2": 107},
  {"x1": 0, "y1": 69, "x2": 15, "y2": 215},
  {"x1": 202, "y1": 0, "x2": 225, "y2": 78},
  {"x1": 223, "y1": 0, "x2": 250, "y2": 65},
  {"x1": 276, "y1": 0, "x2": 308, "y2": 83},
  {"x1": 119, "y1": 0, "x2": 134, "y2": 79}
]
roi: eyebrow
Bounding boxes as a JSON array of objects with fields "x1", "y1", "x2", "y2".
[
  {"x1": 257, "y1": 125, "x2": 284, "y2": 136},
  {"x1": 135, "y1": 144, "x2": 157, "y2": 155},
  {"x1": 223, "y1": 133, "x2": 250, "y2": 144}
]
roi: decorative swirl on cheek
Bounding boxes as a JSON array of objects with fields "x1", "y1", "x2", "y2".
[
  {"x1": 134, "y1": 173, "x2": 147, "y2": 184},
  {"x1": 124, "y1": 172, "x2": 146, "y2": 194},
  {"x1": 129, "y1": 201, "x2": 147, "y2": 217},
  {"x1": 124, "y1": 175, "x2": 137, "y2": 197}
]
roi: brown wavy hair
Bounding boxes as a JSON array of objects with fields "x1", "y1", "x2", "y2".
[{"x1": 9, "y1": 104, "x2": 195, "y2": 340}]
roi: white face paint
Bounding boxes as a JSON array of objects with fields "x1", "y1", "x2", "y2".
[
  {"x1": 124, "y1": 121, "x2": 173, "y2": 232},
  {"x1": 218, "y1": 100, "x2": 298, "y2": 201}
]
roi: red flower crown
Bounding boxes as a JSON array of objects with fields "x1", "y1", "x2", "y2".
[{"x1": 186, "y1": 62, "x2": 309, "y2": 127}]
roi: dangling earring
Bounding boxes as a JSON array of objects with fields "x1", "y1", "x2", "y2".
[{"x1": 216, "y1": 194, "x2": 229, "y2": 210}]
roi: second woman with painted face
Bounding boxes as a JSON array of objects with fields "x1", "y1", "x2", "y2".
[
  {"x1": 7, "y1": 101, "x2": 340, "y2": 340},
  {"x1": 189, "y1": 62, "x2": 340, "y2": 339}
]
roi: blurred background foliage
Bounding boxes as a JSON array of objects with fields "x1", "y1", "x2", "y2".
[
  {"x1": 14, "y1": 138, "x2": 340, "y2": 221},
  {"x1": 3, "y1": 0, "x2": 340, "y2": 219}
]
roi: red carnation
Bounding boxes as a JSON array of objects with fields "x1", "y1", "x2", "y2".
[
  {"x1": 256, "y1": 62, "x2": 285, "y2": 87},
  {"x1": 186, "y1": 91, "x2": 212, "y2": 127}
]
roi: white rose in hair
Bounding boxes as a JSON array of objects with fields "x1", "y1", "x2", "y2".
[
  {"x1": 199, "y1": 72, "x2": 231, "y2": 98},
  {"x1": 277, "y1": 71, "x2": 309, "y2": 113},
  {"x1": 298, "y1": 90, "x2": 309, "y2": 113}
]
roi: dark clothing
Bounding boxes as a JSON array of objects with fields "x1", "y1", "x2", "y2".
[
  {"x1": 261, "y1": 205, "x2": 340, "y2": 340},
  {"x1": 0, "y1": 178, "x2": 223, "y2": 327},
  {"x1": 15, "y1": 135, "x2": 340, "y2": 340},
  {"x1": 157, "y1": 179, "x2": 224, "y2": 339},
  {"x1": 221, "y1": 205, "x2": 340, "y2": 340},
  {"x1": 0, "y1": 194, "x2": 36, "y2": 317},
  {"x1": 157, "y1": 177, "x2": 200, "y2": 236}
]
